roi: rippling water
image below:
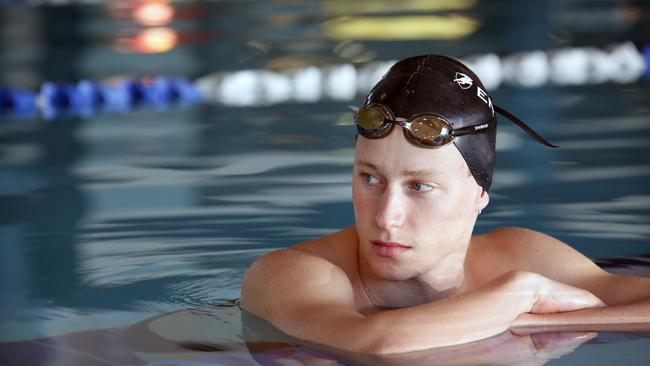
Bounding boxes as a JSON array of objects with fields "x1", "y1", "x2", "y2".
[
  {"x1": 1, "y1": 1, "x2": 650, "y2": 364},
  {"x1": 2, "y1": 85, "x2": 649, "y2": 344}
]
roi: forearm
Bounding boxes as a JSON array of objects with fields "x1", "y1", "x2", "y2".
[
  {"x1": 362, "y1": 271, "x2": 535, "y2": 353},
  {"x1": 512, "y1": 298, "x2": 650, "y2": 333}
]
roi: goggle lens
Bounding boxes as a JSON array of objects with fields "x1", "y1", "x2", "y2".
[
  {"x1": 410, "y1": 115, "x2": 453, "y2": 145},
  {"x1": 355, "y1": 105, "x2": 385, "y2": 130},
  {"x1": 355, "y1": 102, "x2": 557, "y2": 150}
]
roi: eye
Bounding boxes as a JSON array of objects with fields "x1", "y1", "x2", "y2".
[
  {"x1": 361, "y1": 173, "x2": 380, "y2": 185},
  {"x1": 408, "y1": 182, "x2": 433, "y2": 193}
]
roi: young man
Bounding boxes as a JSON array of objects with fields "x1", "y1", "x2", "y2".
[{"x1": 240, "y1": 54, "x2": 650, "y2": 354}]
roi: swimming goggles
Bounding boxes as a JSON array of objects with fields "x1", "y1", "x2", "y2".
[{"x1": 354, "y1": 103, "x2": 558, "y2": 148}]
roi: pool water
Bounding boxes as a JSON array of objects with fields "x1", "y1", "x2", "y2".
[
  {"x1": 1, "y1": 288, "x2": 650, "y2": 366},
  {"x1": 1, "y1": 0, "x2": 650, "y2": 365}
]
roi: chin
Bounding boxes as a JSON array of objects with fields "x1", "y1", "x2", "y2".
[{"x1": 366, "y1": 256, "x2": 419, "y2": 281}]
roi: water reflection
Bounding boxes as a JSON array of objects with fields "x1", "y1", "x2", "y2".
[
  {"x1": 3, "y1": 297, "x2": 650, "y2": 366},
  {"x1": 546, "y1": 196, "x2": 650, "y2": 240},
  {"x1": 554, "y1": 165, "x2": 650, "y2": 181},
  {"x1": 553, "y1": 116, "x2": 650, "y2": 135},
  {"x1": 0, "y1": 0, "x2": 649, "y2": 358}
]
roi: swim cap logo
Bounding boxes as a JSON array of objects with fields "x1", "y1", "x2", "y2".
[{"x1": 454, "y1": 72, "x2": 473, "y2": 89}]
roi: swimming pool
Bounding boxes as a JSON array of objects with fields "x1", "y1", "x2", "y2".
[{"x1": 1, "y1": 0, "x2": 649, "y2": 364}]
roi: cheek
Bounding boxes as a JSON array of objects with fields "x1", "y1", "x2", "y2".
[
  {"x1": 432, "y1": 200, "x2": 459, "y2": 219},
  {"x1": 412, "y1": 192, "x2": 464, "y2": 230},
  {"x1": 422, "y1": 189, "x2": 477, "y2": 231},
  {"x1": 352, "y1": 180, "x2": 375, "y2": 218}
]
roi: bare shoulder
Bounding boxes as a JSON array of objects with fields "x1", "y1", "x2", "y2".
[
  {"x1": 240, "y1": 227, "x2": 359, "y2": 326},
  {"x1": 470, "y1": 226, "x2": 606, "y2": 286},
  {"x1": 292, "y1": 225, "x2": 358, "y2": 260},
  {"x1": 484, "y1": 226, "x2": 591, "y2": 261},
  {"x1": 475, "y1": 226, "x2": 650, "y2": 305}
]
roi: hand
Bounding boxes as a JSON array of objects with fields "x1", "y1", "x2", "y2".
[{"x1": 502, "y1": 271, "x2": 606, "y2": 314}]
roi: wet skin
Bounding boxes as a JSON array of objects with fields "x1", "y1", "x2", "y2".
[{"x1": 240, "y1": 126, "x2": 650, "y2": 354}]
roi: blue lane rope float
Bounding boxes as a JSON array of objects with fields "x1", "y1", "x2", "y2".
[
  {"x1": 0, "y1": 87, "x2": 38, "y2": 119},
  {"x1": 0, "y1": 41, "x2": 648, "y2": 122},
  {"x1": 0, "y1": 76, "x2": 202, "y2": 122}
]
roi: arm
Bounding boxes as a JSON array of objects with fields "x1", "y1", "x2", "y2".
[
  {"x1": 489, "y1": 227, "x2": 650, "y2": 331},
  {"x1": 248, "y1": 330, "x2": 597, "y2": 366},
  {"x1": 513, "y1": 300, "x2": 650, "y2": 334},
  {"x1": 240, "y1": 249, "x2": 602, "y2": 354},
  {"x1": 513, "y1": 273, "x2": 650, "y2": 332}
]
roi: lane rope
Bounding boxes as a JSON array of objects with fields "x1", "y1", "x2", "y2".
[{"x1": 1, "y1": 41, "x2": 648, "y2": 121}]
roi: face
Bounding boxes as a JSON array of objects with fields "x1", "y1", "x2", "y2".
[{"x1": 352, "y1": 127, "x2": 489, "y2": 282}]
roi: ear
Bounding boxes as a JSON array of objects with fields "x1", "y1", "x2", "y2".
[{"x1": 477, "y1": 189, "x2": 489, "y2": 213}]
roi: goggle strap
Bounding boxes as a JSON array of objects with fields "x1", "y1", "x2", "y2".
[
  {"x1": 451, "y1": 120, "x2": 495, "y2": 136},
  {"x1": 495, "y1": 105, "x2": 559, "y2": 148}
]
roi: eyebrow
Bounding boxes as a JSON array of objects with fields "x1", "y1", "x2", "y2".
[{"x1": 355, "y1": 160, "x2": 439, "y2": 178}]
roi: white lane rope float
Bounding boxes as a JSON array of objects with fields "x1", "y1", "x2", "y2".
[{"x1": 0, "y1": 41, "x2": 648, "y2": 121}]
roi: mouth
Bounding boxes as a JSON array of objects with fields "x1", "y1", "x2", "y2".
[{"x1": 370, "y1": 240, "x2": 411, "y2": 257}]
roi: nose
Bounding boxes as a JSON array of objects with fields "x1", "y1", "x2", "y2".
[{"x1": 375, "y1": 186, "x2": 406, "y2": 230}]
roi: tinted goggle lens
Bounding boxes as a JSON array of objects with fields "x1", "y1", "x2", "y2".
[
  {"x1": 355, "y1": 105, "x2": 386, "y2": 130},
  {"x1": 355, "y1": 105, "x2": 454, "y2": 147},
  {"x1": 409, "y1": 115, "x2": 453, "y2": 146}
]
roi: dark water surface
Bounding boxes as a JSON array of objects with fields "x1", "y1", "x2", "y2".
[{"x1": 1, "y1": 1, "x2": 650, "y2": 365}]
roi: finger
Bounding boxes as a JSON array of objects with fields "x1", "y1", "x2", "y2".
[{"x1": 531, "y1": 276, "x2": 609, "y2": 313}]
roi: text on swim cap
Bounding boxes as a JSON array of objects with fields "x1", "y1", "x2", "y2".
[{"x1": 476, "y1": 86, "x2": 495, "y2": 116}]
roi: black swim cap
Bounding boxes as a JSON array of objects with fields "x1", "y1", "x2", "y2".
[{"x1": 360, "y1": 54, "x2": 556, "y2": 191}]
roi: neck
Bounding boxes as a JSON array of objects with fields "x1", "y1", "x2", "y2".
[{"x1": 357, "y1": 240, "x2": 473, "y2": 309}]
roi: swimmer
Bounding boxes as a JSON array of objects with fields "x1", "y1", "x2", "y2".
[{"x1": 240, "y1": 54, "x2": 650, "y2": 354}]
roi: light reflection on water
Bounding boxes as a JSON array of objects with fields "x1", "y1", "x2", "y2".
[
  {"x1": 0, "y1": 5, "x2": 649, "y2": 366},
  {"x1": 1, "y1": 85, "x2": 649, "y2": 342}
]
